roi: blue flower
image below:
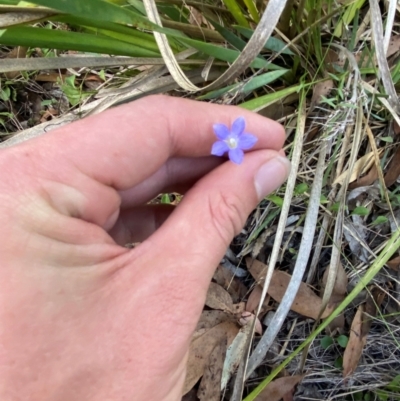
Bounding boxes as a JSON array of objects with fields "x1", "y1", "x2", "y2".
[{"x1": 211, "y1": 116, "x2": 258, "y2": 164}]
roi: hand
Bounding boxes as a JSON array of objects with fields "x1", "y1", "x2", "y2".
[{"x1": 0, "y1": 95, "x2": 290, "y2": 400}]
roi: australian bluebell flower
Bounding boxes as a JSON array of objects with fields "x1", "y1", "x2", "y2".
[{"x1": 211, "y1": 116, "x2": 257, "y2": 164}]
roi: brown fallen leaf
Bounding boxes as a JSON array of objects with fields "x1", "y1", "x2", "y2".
[
  {"x1": 245, "y1": 285, "x2": 271, "y2": 317},
  {"x1": 239, "y1": 311, "x2": 262, "y2": 335},
  {"x1": 205, "y1": 282, "x2": 234, "y2": 313},
  {"x1": 348, "y1": 164, "x2": 378, "y2": 189},
  {"x1": 246, "y1": 259, "x2": 334, "y2": 319},
  {"x1": 213, "y1": 265, "x2": 247, "y2": 303},
  {"x1": 387, "y1": 255, "x2": 400, "y2": 271},
  {"x1": 343, "y1": 304, "x2": 367, "y2": 377},
  {"x1": 254, "y1": 374, "x2": 305, "y2": 401},
  {"x1": 384, "y1": 144, "x2": 400, "y2": 187},
  {"x1": 184, "y1": 321, "x2": 239, "y2": 395},
  {"x1": 197, "y1": 335, "x2": 227, "y2": 401},
  {"x1": 343, "y1": 288, "x2": 385, "y2": 377},
  {"x1": 333, "y1": 151, "x2": 379, "y2": 185},
  {"x1": 310, "y1": 79, "x2": 334, "y2": 110},
  {"x1": 196, "y1": 310, "x2": 235, "y2": 331},
  {"x1": 320, "y1": 262, "x2": 347, "y2": 334}
]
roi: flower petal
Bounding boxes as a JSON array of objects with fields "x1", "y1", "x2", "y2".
[
  {"x1": 211, "y1": 140, "x2": 229, "y2": 156},
  {"x1": 213, "y1": 123, "x2": 230, "y2": 140},
  {"x1": 231, "y1": 116, "x2": 246, "y2": 137},
  {"x1": 228, "y1": 148, "x2": 244, "y2": 164},
  {"x1": 238, "y1": 133, "x2": 258, "y2": 150}
]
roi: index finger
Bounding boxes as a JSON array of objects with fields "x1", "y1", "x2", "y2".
[{"x1": 28, "y1": 95, "x2": 286, "y2": 190}]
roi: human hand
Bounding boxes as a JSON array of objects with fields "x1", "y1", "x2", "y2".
[{"x1": 0, "y1": 95, "x2": 290, "y2": 400}]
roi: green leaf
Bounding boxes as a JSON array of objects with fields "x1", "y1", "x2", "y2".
[
  {"x1": 352, "y1": 206, "x2": 369, "y2": 216},
  {"x1": 333, "y1": 0, "x2": 366, "y2": 38},
  {"x1": 334, "y1": 356, "x2": 343, "y2": 369},
  {"x1": 320, "y1": 335, "x2": 334, "y2": 350},
  {"x1": 0, "y1": 26, "x2": 160, "y2": 57},
  {"x1": 240, "y1": 84, "x2": 302, "y2": 111},
  {"x1": 330, "y1": 202, "x2": 341, "y2": 212},
  {"x1": 336, "y1": 334, "x2": 348, "y2": 348},
  {"x1": 234, "y1": 26, "x2": 294, "y2": 55},
  {"x1": 379, "y1": 136, "x2": 393, "y2": 143},
  {"x1": 0, "y1": 86, "x2": 10, "y2": 101},
  {"x1": 371, "y1": 216, "x2": 388, "y2": 226},
  {"x1": 294, "y1": 183, "x2": 308, "y2": 195},
  {"x1": 222, "y1": 0, "x2": 249, "y2": 27},
  {"x1": 161, "y1": 194, "x2": 170, "y2": 204},
  {"x1": 267, "y1": 194, "x2": 283, "y2": 207},
  {"x1": 61, "y1": 75, "x2": 91, "y2": 107},
  {"x1": 198, "y1": 70, "x2": 288, "y2": 100}
]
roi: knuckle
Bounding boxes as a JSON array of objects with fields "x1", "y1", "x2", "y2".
[{"x1": 207, "y1": 191, "x2": 246, "y2": 244}]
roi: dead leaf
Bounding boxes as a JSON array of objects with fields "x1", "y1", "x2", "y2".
[
  {"x1": 205, "y1": 282, "x2": 234, "y2": 313},
  {"x1": 246, "y1": 285, "x2": 271, "y2": 317},
  {"x1": 343, "y1": 304, "x2": 367, "y2": 377},
  {"x1": 387, "y1": 35, "x2": 400, "y2": 59},
  {"x1": 184, "y1": 321, "x2": 239, "y2": 394},
  {"x1": 181, "y1": 389, "x2": 198, "y2": 401},
  {"x1": 213, "y1": 265, "x2": 247, "y2": 303},
  {"x1": 321, "y1": 262, "x2": 348, "y2": 296},
  {"x1": 254, "y1": 374, "x2": 305, "y2": 401},
  {"x1": 196, "y1": 310, "x2": 235, "y2": 331},
  {"x1": 310, "y1": 79, "x2": 334, "y2": 109},
  {"x1": 343, "y1": 288, "x2": 384, "y2": 377},
  {"x1": 246, "y1": 259, "x2": 334, "y2": 319},
  {"x1": 387, "y1": 255, "x2": 400, "y2": 271},
  {"x1": 232, "y1": 302, "x2": 246, "y2": 316},
  {"x1": 348, "y1": 164, "x2": 379, "y2": 189},
  {"x1": 334, "y1": 151, "x2": 380, "y2": 185},
  {"x1": 221, "y1": 319, "x2": 253, "y2": 390},
  {"x1": 239, "y1": 311, "x2": 263, "y2": 334},
  {"x1": 384, "y1": 144, "x2": 400, "y2": 187},
  {"x1": 197, "y1": 335, "x2": 227, "y2": 401}
]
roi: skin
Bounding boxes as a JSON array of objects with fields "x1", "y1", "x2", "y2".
[{"x1": 0, "y1": 95, "x2": 290, "y2": 401}]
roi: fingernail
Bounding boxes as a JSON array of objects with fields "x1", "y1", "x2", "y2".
[{"x1": 255, "y1": 156, "x2": 291, "y2": 200}]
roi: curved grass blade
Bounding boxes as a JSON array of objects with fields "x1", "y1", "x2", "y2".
[
  {"x1": 240, "y1": 84, "x2": 302, "y2": 111},
  {"x1": 243, "y1": 0, "x2": 260, "y2": 23},
  {"x1": 198, "y1": 69, "x2": 288, "y2": 100},
  {"x1": 234, "y1": 25, "x2": 294, "y2": 55},
  {"x1": 222, "y1": 0, "x2": 249, "y2": 27},
  {"x1": 55, "y1": 15, "x2": 162, "y2": 53},
  {"x1": 0, "y1": 26, "x2": 160, "y2": 57},
  {"x1": 27, "y1": 0, "x2": 182, "y2": 36}
]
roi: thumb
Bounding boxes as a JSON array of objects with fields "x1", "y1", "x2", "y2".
[{"x1": 144, "y1": 150, "x2": 290, "y2": 289}]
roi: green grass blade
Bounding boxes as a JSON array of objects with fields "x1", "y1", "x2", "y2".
[
  {"x1": 240, "y1": 84, "x2": 302, "y2": 111},
  {"x1": 27, "y1": 0, "x2": 181, "y2": 36},
  {"x1": 176, "y1": 36, "x2": 275, "y2": 69},
  {"x1": 222, "y1": 0, "x2": 249, "y2": 27},
  {"x1": 206, "y1": 18, "x2": 247, "y2": 51},
  {"x1": 243, "y1": 0, "x2": 260, "y2": 22},
  {"x1": 333, "y1": 0, "x2": 366, "y2": 37},
  {"x1": 0, "y1": 26, "x2": 160, "y2": 57},
  {"x1": 57, "y1": 15, "x2": 161, "y2": 53},
  {"x1": 234, "y1": 25, "x2": 294, "y2": 55},
  {"x1": 198, "y1": 69, "x2": 288, "y2": 100}
]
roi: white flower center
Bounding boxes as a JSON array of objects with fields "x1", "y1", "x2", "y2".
[{"x1": 226, "y1": 137, "x2": 238, "y2": 149}]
